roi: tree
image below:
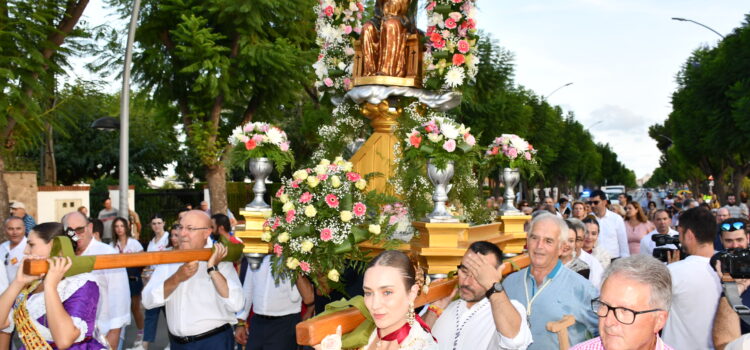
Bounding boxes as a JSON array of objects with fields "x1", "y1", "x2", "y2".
[
  {"x1": 0, "y1": 0, "x2": 92, "y2": 224},
  {"x1": 98, "y1": 0, "x2": 318, "y2": 213}
]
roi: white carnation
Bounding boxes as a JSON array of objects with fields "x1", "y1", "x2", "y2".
[
  {"x1": 266, "y1": 127, "x2": 285, "y2": 145},
  {"x1": 445, "y1": 66, "x2": 465, "y2": 88}
]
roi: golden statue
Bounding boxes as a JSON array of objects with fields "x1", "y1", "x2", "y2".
[{"x1": 353, "y1": 0, "x2": 422, "y2": 87}]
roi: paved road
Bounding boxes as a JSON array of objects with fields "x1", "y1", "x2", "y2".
[{"x1": 122, "y1": 307, "x2": 170, "y2": 350}]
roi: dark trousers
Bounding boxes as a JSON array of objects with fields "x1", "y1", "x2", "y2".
[
  {"x1": 170, "y1": 326, "x2": 234, "y2": 350},
  {"x1": 246, "y1": 313, "x2": 300, "y2": 350}
]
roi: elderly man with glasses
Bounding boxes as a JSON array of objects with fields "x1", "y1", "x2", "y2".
[
  {"x1": 571, "y1": 255, "x2": 674, "y2": 350},
  {"x1": 142, "y1": 210, "x2": 244, "y2": 349}
]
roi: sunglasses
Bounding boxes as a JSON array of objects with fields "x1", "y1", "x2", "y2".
[
  {"x1": 721, "y1": 222, "x2": 746, "y2": 231},
  {"x1": 588, "y1": 200, "x2": 601, "y2": 206}
]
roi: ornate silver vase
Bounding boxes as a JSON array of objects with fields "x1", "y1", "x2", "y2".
[
  {"x1": 426, "y1": 159, "x2": 458, "y2": 222},
  {"x1": 500, "y1": 167, "x2": 522, "y2": 215},
  {"x1": 245, "y1": 157, "x2": 273, "y2": 210}
]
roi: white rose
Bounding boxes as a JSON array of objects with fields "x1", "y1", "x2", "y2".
[
  {"x1": 368, "y1": 224, "x2": 381, "y2": 235},
  {"x1": 327, "y1": 269, "x2": 340, "y2": 282},
  {"x1": 293, "y1": 170, "x2": 309, "y2": 181},
  {"x1": 261, "y1": 231, "x2": 272, "y2": 242},
  {"x1": 300, "y1": 240, "x2": 314, "y2": 253},
  {"x1": 282, "y1": 202, "x2": 295, "y2": 213},
  {"x1": 277, "y1": 232, "x2": 290, "y2": 243},
  {"x1": 427, "y1": 133, "x2": 443, "y2": 143}
]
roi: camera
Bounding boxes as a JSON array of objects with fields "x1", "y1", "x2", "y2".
[
  {"x1": 711, "y1": 249, "x2": 750, "y2": 279},
  {"x1": 652, "y1": 234, "x2": 681, "y2": 263}
]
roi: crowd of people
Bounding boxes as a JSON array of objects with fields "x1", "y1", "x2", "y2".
[{"x1": 0, "y1": 189, "x2": 748, "y2": 349}]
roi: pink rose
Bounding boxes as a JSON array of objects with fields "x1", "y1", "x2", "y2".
[
  {"x1": 317, "y1": 173, "x2": 329, "y2": 181},
  {"x1": 243, "y1": 124, "x2": 253, "y2": 132},
  {"x1": 343, "y1": 77, "x2": 352, "y2": 90},
  {"x1": 279, "y1": 141, "x2": 290, "y2": 151},
  {"x1": 443, "y1": 139, "x2": 457, "y2": 152},
  {"x1": 457, "y1": 40, "x2": 470, "y2": 54},
  {"x1": 445, "y1": 18, "x2": 457, "y2": 29},
  {"x1": 299, "y1": 192, "x2": 313, "y2": 203},
  {"x1": 299, "y1": 261, "x2": 311, "y2": 273},
  {"x1": 346, "y1": 172, "x2": 362, "y2": 182},
  {"x1": 426, "y1": 1, "x2": 436, "y2": 11},
  {"x1": 252, "y1": 134, "x2": 264, "y2": 144},
  {"x1": 452, "y1": 0, "x2": 463, "y2": 3},
  {"x1": 452, "y1": 53, "x2": 465, "y2": 66},
  {"x1": 389, "y1": 215, "x2": 399, "y2": 225},
  {"x1": 271, "y1": 217, "x2": 280, "y2": 230},
  {"x1": 354, "y1": 25, "x2": 361, "y2": 33},
  {"x1": 409, "y1": 133, "x2": 422, "y2": 148},
  {"x1": 291, "y1": 180, "x2": 301, "y2": 188},
  {"x1": 525, "y1": 151, "x2": 532, "y2": 161},
  {"x1": 285, "y1": 210, "x2": 296, "y2": 224},
  {"x1": 273, "y1": 244, "x2": 283, "y2": 257},
  {"x1": 275, "y1": 186, "x2": 285, "y2": 198},
  {"x1": 325, "y1": 194, "x2": 340, "y2": 208},
  {"x1": 343, "y1": 25, "x2": 352, "y2": 34},
  {"x1": 507, "y1": 148, "x2": 518, "y2": 159},
  {"x1": 324, "y1": 78, "x2": 334, "y2": 87},
  {"x1": 464, "y1": 133, "x2": 476, "y2": 146},
  {"x1": 449, "y1": 12, "x2": 462, "y2": 21},
  {"x1": 353, "y1": 202, "x2": 366, "y2": 217},
  {"x1": 320, "y1": 228, "x2": 333, "y2": 241}
]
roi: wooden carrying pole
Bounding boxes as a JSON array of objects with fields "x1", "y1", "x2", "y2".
[
  {"x1": 296, "y1": 254, "x2": 531, "y2": 346},
  {"x1": 23, "y1": 249, "x2": 214, "y2": 276}
]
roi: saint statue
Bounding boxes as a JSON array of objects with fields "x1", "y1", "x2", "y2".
[{"x1": 360, "y1": 0, "x2": 418, "y2": 77}]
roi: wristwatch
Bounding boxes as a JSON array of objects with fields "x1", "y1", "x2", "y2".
[
  {"x1": 485, "y1": 281, "x2": 504, "y2": 299},
  {"x1": 207, "y1": 266, "x2": 219, "y2": 274}
]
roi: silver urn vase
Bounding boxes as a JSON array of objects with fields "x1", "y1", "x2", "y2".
[
  {"x1": 245, "y1": 157, "x2": 273, "y2": 210},
  {"x1": 426, "y1": 159, "x2": 458, "y2": 222},
  {"x1": 500, "y1": 167, "x2": 522, "y2": 215}
]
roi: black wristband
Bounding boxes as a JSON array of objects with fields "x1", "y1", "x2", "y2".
[{"x1": 207, "y1": 266, "x2": 219, "y2": 274}]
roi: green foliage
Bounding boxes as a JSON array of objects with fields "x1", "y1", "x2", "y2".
[{"x1": 649, "y1": 15, "x2": 750, "y2": 196}]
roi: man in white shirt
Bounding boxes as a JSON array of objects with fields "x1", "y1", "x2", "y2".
[
  {"x1": 662, "y1": 207, "x2": 722, "y2": 350},
  {"x1": 0, "y1": 216, "x2": 24, "y2": 349},
  {"x1": 426, "y1": 241, "x2": 533, "y2": 350},
  {"x1": 234, "y1": 255, "x2": 314, "y2": 349},
  {"x1": 63, "y1": 211, "x2": 131, "y2": 349},
  {"x1": 640, "y1": 209, "x2": 679, "y2": 255},
  {"x1": 590, "y1": 190, "x2": 629, "y2": 261},
  {"x1": 142, "y1": 210, "x2": 244, "y2": 349}
]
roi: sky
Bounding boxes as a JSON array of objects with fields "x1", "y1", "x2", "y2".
[{"x1": 69, "y1": 0, "x2": 750, "y2": 180}]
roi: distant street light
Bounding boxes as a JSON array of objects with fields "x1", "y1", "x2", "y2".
[
  {"x1": 91, "y1": 117, "x2": 120, "y2": 131},
  {"x1": 544, "y1": 82, "x2": 574, "y2": 100},
  {"x1": 671, "y1": 17, "x2": 725, "y2": 39}
]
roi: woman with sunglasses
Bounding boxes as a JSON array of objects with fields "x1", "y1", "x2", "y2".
[
  {"x1": 112, "y1": 217, "x2": 145, "y2": 347},
  {"x1": 0, "y1": 222, "x2": 106, "y2": 349}
]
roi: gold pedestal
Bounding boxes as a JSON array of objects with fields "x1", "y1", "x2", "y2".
[
  {"x1": 463, "y1": 222, "x2": 502, "y2": 247},
  {"x1": 236, "y1": 210, "x2": 272, "y2": 254},
  {"x1": 411, "y1": 222, "x2": 469, "y2": 275},
  {"x1": 497, "y1": 215, "x2": 531, "y2": 254},
  {"x1": 350, "y1": 101, "x2": 401, "y2": 194}
]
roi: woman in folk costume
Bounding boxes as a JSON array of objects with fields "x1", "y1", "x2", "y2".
[
  {"x1": 319, "y1": 250, "x2": 437, "y2": 350},
  {"x1": 0, "y1": 222, "x2": 105, "y2": 349}
]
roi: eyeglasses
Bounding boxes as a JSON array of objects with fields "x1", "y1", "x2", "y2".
[
  {"x1": 65, "y1": 226, "x2": 86, "y2": 235},
  {"x1": 174, "y1": 225, "x2": 210, "y2": 233},
  {"x1": 590, "y1": 200, "x2": 601, "y2": 206},
  {"x1": 721, "y1": 222, "x2": 746, "y2": 232},
  {"x1": 591, "y1": 298, "x2": 662, "y2": 325}
]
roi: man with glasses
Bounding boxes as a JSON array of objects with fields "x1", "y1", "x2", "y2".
[
  {"x1": 62, "y1": 211, "x2": 131, "y2": 349},
  {"x1": 425, "y1": 241, "x2": 532, "y2": 350},
  {"x1": 571, "y1": 255, "x2": 674, "y2": 350},
  {"x1": 142, "y1": 210, "x2": 243, "y2": 349},
  {"x1": 712, "y1": 218, "x2": 750, "y2": 346},
  {"x1": 661, "y1": 207, "x2": 722, "y2": 349},
  {"x1": 589, "y1": 190, "x2": 629, "y2": 262},
  {"x1": 503, "y1": 213, "x2": 599, "y2": 349}
]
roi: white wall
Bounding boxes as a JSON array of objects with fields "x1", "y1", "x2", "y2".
[
  {"x1": 37, "y1": 189, "x2": 90, "y2": 223},
  {"x1": 107, "y1": 188, "x2": 136, "y2": 211}
]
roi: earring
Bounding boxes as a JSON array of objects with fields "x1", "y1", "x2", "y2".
[{"x1": 407, "y1": 301, "x2": 415, "y2": 325}]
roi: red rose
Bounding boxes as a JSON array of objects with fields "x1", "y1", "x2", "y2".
[
  {"x1": 245, "y1": 139, "x2": 257, "y2": 150},
  {"x1": 429, "y1": 31, "x2": 442, "y2": 43}
]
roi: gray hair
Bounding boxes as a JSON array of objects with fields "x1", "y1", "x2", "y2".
[
  {"x1": 4, "y1": 216, "x2": 23, "y2": 225},
  {"x1": 602, "y1": 255, "x2": 672, "y2": 309},
  {"x1": 528, "y1": 212, "x2": 569, "y2": 245},
  {"x1": 565, "y1": 218, "x2": 586, "y2": 237}
]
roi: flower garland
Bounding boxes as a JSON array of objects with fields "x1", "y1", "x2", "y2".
[
  {"x1": 424, "y1": 0, "x2": 480, "y2": 91},
  {"x1": 228, "y1": 122, "x2": 294, "y2": 173},
  {"x1": 313, "y1": 0, "x2": 365, "y2": 98}
]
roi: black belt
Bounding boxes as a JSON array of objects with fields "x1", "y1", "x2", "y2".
[{"x1": 168, "y1": 323, "x2": 231, "y2": 344}]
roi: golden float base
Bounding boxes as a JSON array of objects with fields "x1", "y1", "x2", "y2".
[{"x1": 236, "y1": 209, "x2": 272, "y2": 254}]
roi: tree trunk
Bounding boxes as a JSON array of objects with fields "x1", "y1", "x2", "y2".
[
  {"x1": 43, "y1": 123, "x2": 56, "y2": 185},
  {"x1": 0, "y1": 154, "x2": 8, "y2": 241},
  {"x1": 206, "y1": 163, "x2": 228, "y2": 216}
]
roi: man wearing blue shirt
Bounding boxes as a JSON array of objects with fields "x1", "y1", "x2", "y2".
[{"x1": 504, "y1": 212, "x2": 599, "y2": 349}]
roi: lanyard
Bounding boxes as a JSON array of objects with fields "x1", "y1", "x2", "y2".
[
  {"x1": 452, "y1": 299, "x2": 488, "y2": 350},
  {"x1": 523, "y1": 271, "x2": 554, "y2": 320}
]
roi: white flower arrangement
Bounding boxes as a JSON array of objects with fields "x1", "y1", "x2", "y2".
[{"x1": 313, "y1": 0, "x2": 365, "y2": 97}]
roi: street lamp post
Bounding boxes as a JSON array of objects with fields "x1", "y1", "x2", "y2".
[
  {"x1": 671, "y1": 17, "x2": 725, "y2": 39},
  {"x1": 544, "y1": 82, "x2": 574, "y2": 100},
  {"x1": 118, "y1": 0, "x2": 142, "y2": 218}
]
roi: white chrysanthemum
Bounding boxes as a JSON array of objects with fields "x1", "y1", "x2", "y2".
[
  {"x1": 511, "y1": 136, "x2": 529, "y2": 152},
  {"x1": 430, "y1": 13, "x2": 444, "y2": 28},
  {"x1": 440, "y1": 120, "x2": 460, "y2": 139},
  {"x1": 312, "y1": 59, "x2": 328, "y2": 80},
  {"x1": 445, "y1": 66, "x2": 465, "y2": 88},
  {"x1": 266, "y1": 127, "x2": 285, "y2": 145},
  {"x1": 320, "y1": 24, "x2": 342, "y2": 43}
]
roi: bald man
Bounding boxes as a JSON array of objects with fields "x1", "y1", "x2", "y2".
[{"x1": 142, "y1": 210, "x2": 243, "y2": 349}]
